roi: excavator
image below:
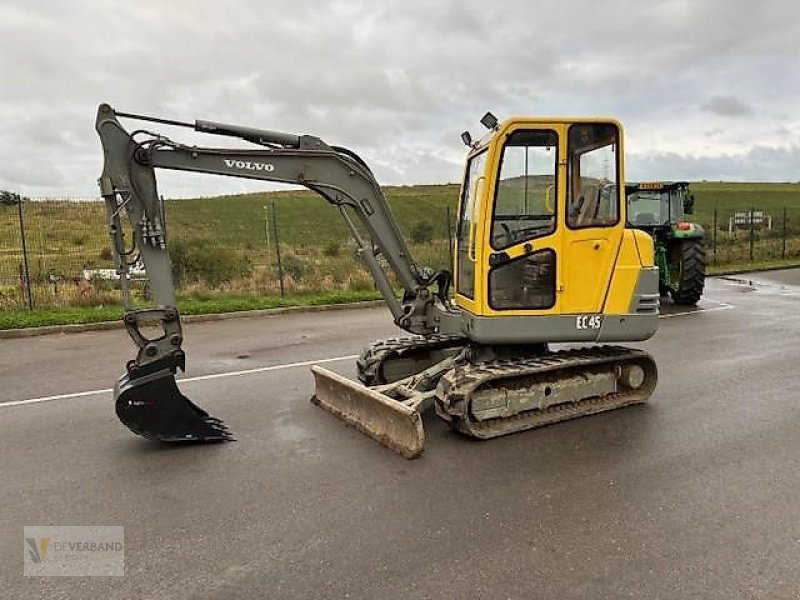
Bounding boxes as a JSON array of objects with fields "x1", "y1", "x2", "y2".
[{"x1": 95, "y1": 104, "x2": 659, "y2": 458}]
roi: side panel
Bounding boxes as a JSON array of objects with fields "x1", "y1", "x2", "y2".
[
  {"x1": 460, "y1": 309, "x2": 658, "y2": 343},
  {"x1": 561, "y1": 229, "x2": 622, "y2": 313},
  {"x1": 604, "y1": 229, "x2": 651, "y2": 314}
]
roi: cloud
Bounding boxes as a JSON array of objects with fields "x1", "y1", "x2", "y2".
[
  {"x1": 0, "y1": 0, "x2": 799, "y2": 197},
  {"x1": 630, "y1": 145, "x2": 800, "y2": 183},
  {"x1": 701, "y1": 96, "x2": 756, "y2": 117}
]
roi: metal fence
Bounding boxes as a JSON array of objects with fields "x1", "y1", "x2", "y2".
[
  {"x1": 702, "y1": 207, "x2": 800, "y2": 267},
  {"x1": 1, "y1": 195, "x2": 110, "y2": 310},
  {"x1": 1, "y1": 194, "x2": 799, "y2": 311},
  {"x1": 0, "y1": 195, "x2": 456, "y2": 310}
]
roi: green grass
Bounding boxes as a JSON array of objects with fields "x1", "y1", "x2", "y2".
[
  {"x1": 688, "y1": 182, "x2": 800, "y2": 232},
  {"x1": 707, "y1": 258, "x2": 800, "y2": 276},
  {"x1": 0, "y1": 305, "x2": 123, "y2": 329},
  {"x1": 1, "y1": 180, "x2": 799, "y2": 327},
  {"x1": 164, "y1": 184, "x2": 459, "y2": 249},
  {"x1": 0, "y1": 184, "x2": 459, "y2": 290},
  {"x1": 0, "y1": 289, "x2": 381, "y2": 330},
  {"x1": 2, "y1": 181, "x2": 796, "y2": 269}
]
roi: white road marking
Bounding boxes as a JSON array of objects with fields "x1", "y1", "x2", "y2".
[
  {"x1": 659, "y1": 298, "x2": 734, "y2": 319},
  {"x1": 1, "y1": 354, "x2": 358, "y2": 409},
  {"x1": 2, "y1": 297, "x2": 738, "y2": 409}
]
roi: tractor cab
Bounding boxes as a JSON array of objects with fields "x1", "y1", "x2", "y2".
[{"x1": 626, "y1": 181, "x2": 694, "y2": 230}]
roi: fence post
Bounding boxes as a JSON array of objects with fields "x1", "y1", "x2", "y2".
[
  {"x1": 749, "y1": 206, "x2": 755, "y2": 262},
  {"x1": 271, "y1": 201, "x2": 285, "y2": 297},
  {"x1": 712, "y1": 208, "x2": 717, "y2": 266},
  {"x1": 445, "y1": 205, "x2": 454, "y2": 272},
  {"x1": 782, "y1": 206, "x2": 787, "y2": 260},
  {"x1": 263, "y1": 205, "x2": 271, "y2": 278},
  {"x1": 17, "y1": 196, "x2": 33, "y2": 310}
]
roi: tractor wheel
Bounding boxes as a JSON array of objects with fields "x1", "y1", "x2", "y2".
[{"x1": 669, "y1": 238, "x2": 705, "y2": 305}]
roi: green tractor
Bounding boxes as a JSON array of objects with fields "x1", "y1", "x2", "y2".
[{"x1": 626, "y1": 181, "x2": 706, "y2": 305}]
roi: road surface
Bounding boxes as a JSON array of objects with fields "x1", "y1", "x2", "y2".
[{"x1": 2, "y1": 271, "x2": 799, "y2": 598}]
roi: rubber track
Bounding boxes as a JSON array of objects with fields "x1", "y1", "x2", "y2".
[
  {"x1": 436, "y1": 345, "x2": 657, "y2": 439},
  {"x1": 356, "y1": 334, "x2": 468, "y2": 386}
]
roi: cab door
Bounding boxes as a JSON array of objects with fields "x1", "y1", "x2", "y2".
[
  {"x1": 454, "y1": 147, "x2": 489, "y2": 316},
  {"x1": 481, "y1": 126, "x2": 562, "y2": 315},
  {"x1": 560, "y1": 122, "x2": 625, "y2": 314}
]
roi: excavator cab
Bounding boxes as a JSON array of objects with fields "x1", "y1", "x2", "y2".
[{"x1": 454, "y1": 118, "x2": 658, "y2": 343}]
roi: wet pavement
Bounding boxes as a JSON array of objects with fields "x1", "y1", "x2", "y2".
[{"x1": 2, "y1": 270, "x2": 799, "y2": 598}]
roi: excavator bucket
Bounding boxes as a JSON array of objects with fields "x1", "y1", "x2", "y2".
[
  {"x1": 310, "y1": 366, "x2": 425, "y2": 459},
  {"x1": 115, "y1": 370, "x2": 234, "y2": 443}
]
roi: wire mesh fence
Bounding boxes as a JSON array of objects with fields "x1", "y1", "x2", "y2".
[
  {"x1": 0, "y1": 194, "x2": 457, "y2": 310},
  {"x1": 699, "y1": 206, "x2": 800, "y2": 267},
  {"x1": 0, "y1": 197, "x2": 112, "y2": 310},
  {"x1": 1, "y1": 192, "x2": 799, "y2": 312}
]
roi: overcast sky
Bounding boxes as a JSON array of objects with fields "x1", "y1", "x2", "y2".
[{"x1": 1, "y1": 0, "x2": 798, "y2": 198}]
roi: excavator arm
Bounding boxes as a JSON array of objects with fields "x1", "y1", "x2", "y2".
[{"x1": 95, "y1": 104, "x2": 457, "y2": 444}]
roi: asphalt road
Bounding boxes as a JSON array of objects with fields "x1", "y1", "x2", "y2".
[{"x1": 2, "y1": 271, "x2": 799, "y2": 599}]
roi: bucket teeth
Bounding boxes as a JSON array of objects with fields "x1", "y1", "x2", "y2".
[{"x1": 114, "y1": 370, "x2": 235, "y2": 443}]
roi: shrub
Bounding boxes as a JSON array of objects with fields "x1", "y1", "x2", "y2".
[
  {"x1": 410, "y1": 221, "x2": 435, "y2": 244},
  {"x1": 71, "y1": 233, "x2": 90, "y2": 247},
  {"x1": 280, "y1": 252, "x2": 306, "y2": 281},
  {"x1": 323, "y1": 242, "x2": 340, "y2": 257},
  {"x1": 90, "y1": 276, "x2": 117, "y2": 293},
  {"x1": 170, "y1": 239, "x2": 252, "y2": 288}
]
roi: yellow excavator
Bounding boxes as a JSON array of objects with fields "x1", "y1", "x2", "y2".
[{"x1": 96, "y1": 105, "x2": 659, "y2": 458}]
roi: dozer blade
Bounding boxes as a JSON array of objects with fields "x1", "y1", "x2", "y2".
[
  {"x1": 115, "y1": 369, "x2": 234, "y2": 443},
  {"x1": 310, "y1": 366, "x2": 425, "y2": 459}
]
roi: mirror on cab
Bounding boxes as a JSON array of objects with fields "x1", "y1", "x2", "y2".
[{"x1": 684, "y1": 193, "x2": 695, "y2": 215}]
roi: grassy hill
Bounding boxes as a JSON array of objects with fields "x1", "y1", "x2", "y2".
[
  {"x1": 0, "y1": 181, "x2": 798, "y2": 314},
  {"x1": 164, "y1": 183, "x2": 459, "y2": 248},
  {"x1": 164, "y1": 180, "x2": 800, "y2": 245}
]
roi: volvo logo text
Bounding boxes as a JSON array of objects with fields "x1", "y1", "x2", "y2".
[{"x1": 224, "y1": 159, "x2": 275, "y2": 172}]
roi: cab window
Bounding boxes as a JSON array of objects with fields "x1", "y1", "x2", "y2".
[
  {"x1": 567, "y1": 124, "x2": 620, "y2": 229},
  {"x1": 491, "y1": 130, "x2": 557, "y2": 250},
  {"x1": 456, "y1": 149, "x2": 487, "y2": 299},
  {"x1": 627, "y1": 191, "x2": 669, "y2": 226}
]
